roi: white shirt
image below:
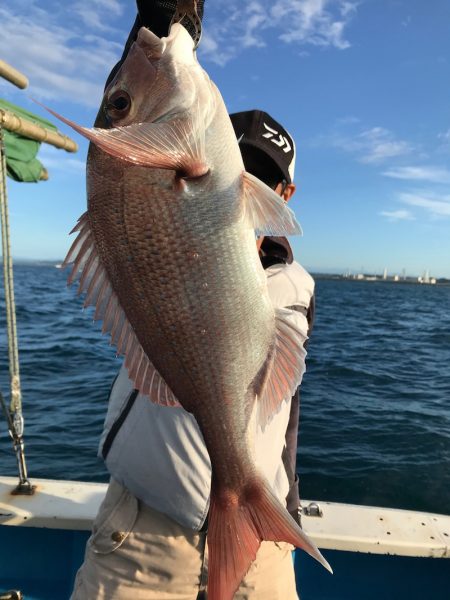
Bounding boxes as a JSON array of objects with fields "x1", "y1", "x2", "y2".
[{"x1": 99, "y1": 260, "x2": 314, "y2": 530}]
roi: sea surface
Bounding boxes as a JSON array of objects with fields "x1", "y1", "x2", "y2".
[{"x1": 0, "y1": 265, "x2": 449, "y2": 515}]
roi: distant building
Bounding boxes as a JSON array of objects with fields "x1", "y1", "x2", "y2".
[{"x1": 418, "y1": 274, "x2": 437, "y2": 285}]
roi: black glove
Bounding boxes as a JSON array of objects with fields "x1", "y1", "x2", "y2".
[
  {"x1": 105, "y1": 1, "x2": 206, "y2": 89},
  {"x1": 137, "y1": 0, "x2": 205, "y2": 40}
]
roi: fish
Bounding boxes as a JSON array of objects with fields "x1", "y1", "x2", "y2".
[{"x1": 51, "y1": 23, "x2": 332, "y2": 599}]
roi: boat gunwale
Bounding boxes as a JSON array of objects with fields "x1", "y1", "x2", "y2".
[{"x1": 1, "y1": 476, "x2": 449, "y2": 558}]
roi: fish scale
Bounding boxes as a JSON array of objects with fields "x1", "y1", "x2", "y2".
[{"x1": 89, "y1": 147, "x2": 271, "y2": 411}]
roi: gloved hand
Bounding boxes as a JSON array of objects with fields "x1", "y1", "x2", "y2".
[
  {"x1": 105, "y1": 0, "x2": 206, "y2": 88},
  {"x1": 137, "y1": 0, "x2": 205, "y2": 40}
]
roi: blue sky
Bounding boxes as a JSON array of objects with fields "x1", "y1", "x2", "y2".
[{"x1": 1, "y1": 0, "x2": 449, "y2": 277}]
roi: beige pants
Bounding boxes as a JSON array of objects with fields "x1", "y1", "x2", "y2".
[{"x1": 71, "y1": 479, "x2": 299, "y2": 600}]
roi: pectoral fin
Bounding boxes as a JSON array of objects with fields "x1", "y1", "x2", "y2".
[
  {"x1": 44, "y1": 106, "x2": 208, "y2": 178},
  {"x1": 243, "y1": 171, "x2": 302, "y2": 236},
  {"x1": 257, "y1": 308, "x2": 307, "y2": 428}
]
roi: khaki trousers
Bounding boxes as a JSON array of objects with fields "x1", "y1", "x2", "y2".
[{"x1": 71, "y1": 479, "x2": 299, "y2": 599}]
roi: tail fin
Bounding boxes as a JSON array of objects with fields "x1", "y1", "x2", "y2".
[{"x1": 207, "y1": 480, "x2": 332, "y2": 600}]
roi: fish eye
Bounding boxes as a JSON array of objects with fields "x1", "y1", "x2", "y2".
[{"x1": 105, "y1": 90, "x2": 131, "y2": 120}]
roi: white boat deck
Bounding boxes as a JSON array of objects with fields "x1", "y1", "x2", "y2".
[
  {"x1": 0, "y1": 476, "x2": 449, "y2": 558},
  {"x1": 0, "y1": 477, "x2": 105, "y2": 530}
]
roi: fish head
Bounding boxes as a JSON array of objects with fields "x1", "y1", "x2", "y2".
[
  {"x1": 42, "y1": 23, "x2": 224, "y2": 177},
  {"x1": 101, "y1": 24, "x2": 211, "y2": 129}
]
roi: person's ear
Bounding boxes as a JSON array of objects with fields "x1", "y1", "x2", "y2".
[{"x1": 282, "y1": 183, "x2": 296, "y2": 203}]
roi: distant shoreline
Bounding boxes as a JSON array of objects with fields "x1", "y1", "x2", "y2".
[
  {"x1": 8, "y1": 260, "x2": 450, "y2": 286},
  {"x1": 311, "y1": 273, "x2": 450, "y2": 286}
]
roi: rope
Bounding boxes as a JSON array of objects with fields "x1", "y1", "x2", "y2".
[
  {"x1": 0, "y1": 127, "x2": 22, "y2": 416},
  {"x1": 0, "y1": 123, "x2": 33, "y2": 493}
]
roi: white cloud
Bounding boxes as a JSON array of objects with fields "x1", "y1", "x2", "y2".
[
  {"x1": 400, "y1": 191, "x2": 450, "y2": 218},
  {"x1": 1, "y1": 1, "x2": 358, "y2": 105},
  {"x1": 341, "y1": 1, "x2": 359, "y2": 17},
  {"x1": 402, "y1": 15, "x2": 412, "y2": 28},
  {"x1": 275, "y1": 0, "x2": 354, "y2": 49},
  {"x1": 380, "y1": 187, "x2": 450, "y2": 222},
  {"x1": 200, "y1": 0, "x2": 358, "y2": 65},
  {"x1": 38, "y1": 145, "x2": 86, "y2": 173},
  {"x1": 438, "y1": 129, "x2": 450, "y2": 144},
  {"x1": 0, "y1": 5, "x2": 123, "y2": 108},
  {"x1": 322, "y1": 125, "x2": 413, "y2": 164},
  {"x1": 356, "y1": 128, "x2": 413, "y2": 163},
  {"x1": 383, "y1": 166, "x2": 450, "y2": 184},
  {"x1": 72, "y1": 0, "x2": 124, "y2": 31},
  {"x1": 336, "y1": 115, "x2": 360, "y2": 125},
  {"x1": 380, "y1": 209, "x2": 415, "y2": 221}
]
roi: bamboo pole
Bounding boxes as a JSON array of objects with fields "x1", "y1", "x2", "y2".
[
  {"x1": 0, "y1": 60, "x2": 29, "y2": 90},
  {"x1": 0, "y1": 108, "x2": 78, "y2": 153}
]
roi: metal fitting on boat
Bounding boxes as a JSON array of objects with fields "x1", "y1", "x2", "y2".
[
  {"x1": 303, "y1": 502, "x2": 323, "y2": 518},
  {"x1": 0, "y1": 591, "x2": 23, "y2": 600}
]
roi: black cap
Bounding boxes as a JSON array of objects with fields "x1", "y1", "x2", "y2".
[{"x1": 229, "y1": 110, "x2": 296, "y2": 184}]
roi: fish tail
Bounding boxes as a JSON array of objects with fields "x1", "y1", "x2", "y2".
[{"x1": 207, "y1": 479, "x2": 332, "y2": 600}]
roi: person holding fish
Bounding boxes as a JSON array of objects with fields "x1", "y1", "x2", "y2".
[{"x1": 67, "y1": 1, "x2": 329, "y2": 599}]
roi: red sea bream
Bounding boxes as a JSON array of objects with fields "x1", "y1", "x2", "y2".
[{"x1": 53, "y1": 23, "x2": 331, "y2": 600}]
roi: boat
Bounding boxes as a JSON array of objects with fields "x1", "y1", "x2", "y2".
[
  {"x1": 1, "y1": 476, "x2": 449, "y2": 599},
  {"x1": 1, "y1": 61, "x2": 449, "y2": 600}
]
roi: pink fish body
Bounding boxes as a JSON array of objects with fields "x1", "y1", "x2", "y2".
[{"x1": 56, "y1": 24, "x2": 331, "y2": 599}]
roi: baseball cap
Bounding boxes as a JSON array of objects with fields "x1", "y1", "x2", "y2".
[{"x1": 229, "y1": 110, "x2": 296, "y2": 184}]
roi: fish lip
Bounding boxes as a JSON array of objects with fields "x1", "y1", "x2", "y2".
[{"x1": 136, "y1": 26, "x2": 166, "y2": 58}]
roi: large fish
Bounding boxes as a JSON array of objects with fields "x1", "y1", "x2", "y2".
[{"x1": 53, "y1": 23, "x2": 331, "y2": 599}]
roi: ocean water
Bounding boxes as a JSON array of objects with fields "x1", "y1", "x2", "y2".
[{"x1": 0, "y1": 266, "x2": 449, "y2": 515}]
